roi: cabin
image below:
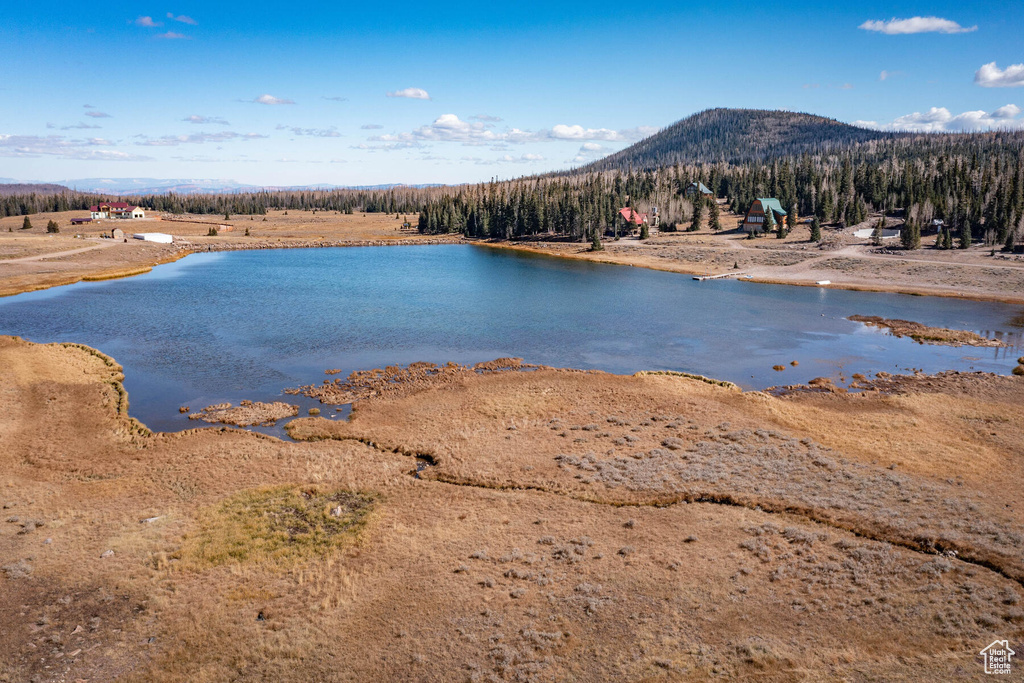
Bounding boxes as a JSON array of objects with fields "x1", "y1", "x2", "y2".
[
  {"x1": 740, "y1": 198, "x2": 787, "y2": 234},
  {"x1": 618, "y1": 207, "x2": 649, "y2": 232},
  {"x1": 683, "y1": 182, "x2": 713, "y2": 198},
  {"x1": 90, "y1": 202, "x2": 146, "y2": 220}
]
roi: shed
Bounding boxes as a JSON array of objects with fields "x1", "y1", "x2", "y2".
[{"x1": 133, "y1": 232, "x2": 173, "y2": 244}]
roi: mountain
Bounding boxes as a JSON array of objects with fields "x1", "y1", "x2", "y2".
[
  {"x1": 582, "y1": 108, "x2": 901, "y2": 171},
  {"x1": 47, "y1": 178, "x2": 441, "y2": 195},
  {"x1": 0, "y1": 183, "x2": 72, "y2": 196}
]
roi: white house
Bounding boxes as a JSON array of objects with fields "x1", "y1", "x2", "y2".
[{"x1": 90, "y1": 202, "x2": 146, "y2": 220}]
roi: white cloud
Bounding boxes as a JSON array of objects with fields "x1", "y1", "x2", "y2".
[
  {"x1": 322, "y1": 96, "x2": 347, "y2": 102},
  {"x1": 386, "y1": 87, "x2": 431, "y2": 100},
  {"x1": 166, "y1": 12, "x2": 197, "y2": 25},
  {"x1": 371, "y1": 114, "x2": 656, "y2": 145},
  {"x1": 360, "y1": 124, "x2": 383, "y2": 130},
  {"x1": 471, "y1": 114, "x2": 502, "y2": 122},
  {"x1": 48, "y1": 122, "x2": 102, "y2": 130},
  {"x1": 184, "y1": 115, "x2": 229, "y2": 125},
  {"x1": 157, "y1": 31, "x2": 189, "y2": 39},
  {"x1": 350, "y1": 141, "x2": 423, "y2": 152},
  {"x1": 975, "y1": 62, "x2": 1024, "y2": 88},
  {"x1": 135, "y1": 16, "x2": 162, "y2": 27},
  {"x1": 992, "y1": 104, "x2": 1022, "y2": 119},
  {"x1": 85, "y1": 110, "x2": 111, "y2": 118},
  {"x1": 569, "y1": 142, "x2": 613, "y2": 164},
  {"x1": 0, "y1": 134, "x2": 153, "y2": 161},
  {"x1": 858, "y1": 17, "x2": 977, "y2": 35},
  {"x1": 254, "y1": 94, "x2": 294, "y2": 105},
  {"x1": 276, "y1": 125, "x2": 342, "y2": 138},
  {"x1": 135, "y1": 131, "x2": 269, "y2": 146},
  {"x1": 853, "y1": 105, "x2": 1024, "y2": 132},
  {"x1": 878, "y1": 70, "x2": 905, "y2": 81}
]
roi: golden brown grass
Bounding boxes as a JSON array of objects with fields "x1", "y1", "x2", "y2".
[
  {"x1": 1, "y1": 336, "x2": 1022, "y2": 682},
  {"x1": 175, "y1": 486, "x2": 377, "y2": 569}
]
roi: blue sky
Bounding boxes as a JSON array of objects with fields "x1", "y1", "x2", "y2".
[{"x1": 1, "y1": 1, "x2": 1022, "y2": 186}]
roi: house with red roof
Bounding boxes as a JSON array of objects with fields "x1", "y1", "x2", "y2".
[
  {"x1": 618, "y1": 207, "x2": 648, "y2": 226},
  {"x1": 90, "y1": 202, "x2": 145, "y2": 220}
]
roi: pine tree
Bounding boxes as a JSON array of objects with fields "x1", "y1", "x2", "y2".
[
  {"x1": 810, "y1": 216, "x2": 821, "y2": 242},
  {"x1": 45, "y1": 220, "x2": 59, "y2": 233},
  {"x1": 763, "y1": 210, "x2": 775, "y2": 237},
  {"x1": 21, "y1": 216, "x2": 32, "y2": 230},
  {"x1": 872, "y1": 216, "x2": 885, "y2": 246},
  {"x1": 708, "y1": 200, "x2": 721, "y2": 231},
  {"x1": 590, "y1": 225, "x2": 603, "y2": 251},
  {"x1": 959, "y1": 218, "x2": 972, "y2": 249},
  {"x1": 639, "y1": 220, "x2": 649, "y2": 240},
  {"x1": 688, "y1": 200, "x2": 704, "y2": 232}
]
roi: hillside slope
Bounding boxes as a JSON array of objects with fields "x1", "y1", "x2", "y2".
[{"x1": 584, "y1": 108, "x2": 900, "y2": 170}]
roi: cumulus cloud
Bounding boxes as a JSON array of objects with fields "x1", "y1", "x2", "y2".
[
  {"x1": 135, "y1": 131, "x2": 269, "y2": 146},
  {"x1": 167, "y1": 12, "x2": 197, "y2": 24},
  {"x1": 276, "y1": 125, "x2": 342, "y2": 138},
  {"x1": 386, "y1": 87, "x2": 431, "y2": 100},
  {"x1": 371, "y1": 114, "x2": 656, "y2": 146},
  {"x1": 470, "y1": 114, "x2": 502, "y2": 122},
  {"x1": 858, "y1": 17, "x2": 977, "y2": 35},
  {"x1": 360, "y1": 124, "x2": 383, "y2": 129},
  {"x1": 157, "y1": 31, "x2": 189, "y2": 39},
  {"x1": 184, "y1": 115, "x2": 229, "y2": 125},
  {"x1": 254, "y1": 94, "x2": 294, "y2": 105},
  {"x1": 975, "y1": 62, "x2": 1024, "y2": 88},
  {"x1": 85, "y1": 110, "x2": 111, "y2": 118},
  {"x1": 569, "y1": 142, "x2": 612, "y2": 163},
  {"x1": 0, "y1": 134, "x2": 153, "y2": 161},
  {"x1": 852, "y1": 105, "x2": 1024, "y2": 132},
  {"x1": 135, "y1": 16, "x2": 162, "y2": 27}
]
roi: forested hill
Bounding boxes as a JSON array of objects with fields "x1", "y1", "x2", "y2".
[
  {"x1": 583, "y1": 108, "x2": 899, "y2": 171},
  {"x1": 0, "y1": 183, "x2": 70, "y2": 196}
]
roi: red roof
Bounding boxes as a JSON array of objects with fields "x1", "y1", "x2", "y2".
[
  {"x1": 90, "y1": 202, "x2": 132, "y2": 211},
  {"x1": 618, "y1": 207, "x2": 647, "y2": 225}
]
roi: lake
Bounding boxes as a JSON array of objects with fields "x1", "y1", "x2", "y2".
[{"x1": 1, "y1": 244, "x2": 1022, "y2": 435}]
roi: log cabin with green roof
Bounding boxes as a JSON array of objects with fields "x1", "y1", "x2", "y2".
[{"x1": 740, "y1": 198, "x2": 787, "y2": 234}]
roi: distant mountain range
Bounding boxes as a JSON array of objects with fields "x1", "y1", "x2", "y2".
[
  {"x1": 581, "y1": 108, "x2": 902, "y2": 172},
  {"x1": 0, "y1": 183, "x2": 73, "y2": 196},
  {"x1": 0, "y1": 178, "x2": 443, "y2": 196}
]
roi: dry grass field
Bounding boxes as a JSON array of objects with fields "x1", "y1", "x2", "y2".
[
  {"x1": 0, "y1": 210, "x2": 445, "y2": 297},
  {"x1": 2, "y1": 338, "x2": 1022, "y2": 681}
]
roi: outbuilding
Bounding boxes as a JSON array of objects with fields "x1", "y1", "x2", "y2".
[{"x1": 132, "y1": 232, "x2": 173, "y2": 244}]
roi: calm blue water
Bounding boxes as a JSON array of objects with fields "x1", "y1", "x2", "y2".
[{"x1": 1, "y1": 244, "x2": 1022, "y2": 434}]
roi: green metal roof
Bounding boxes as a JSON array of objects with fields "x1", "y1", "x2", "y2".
[
  {"x1": 688, "y1": 181, "x2": 712, "y2": 194},
  {"x1": 756, "y1": 198, "x2": 787, "y2": 215}
]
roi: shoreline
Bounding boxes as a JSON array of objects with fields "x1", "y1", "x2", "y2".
[
  {"x1": 472, "y1": 239, "x2": 1024, "y2": 306},
  {"x1": 4, "y1": 229, "x2": 1024, "y2": 307}
]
